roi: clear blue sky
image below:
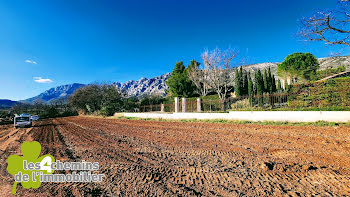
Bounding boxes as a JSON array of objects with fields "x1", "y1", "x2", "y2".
[{"x1": 0, "y1": 0, "x2": 347, "y2": 100}]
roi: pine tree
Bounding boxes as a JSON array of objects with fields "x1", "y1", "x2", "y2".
[{"x1": 166, "y1": 61, "x2": 195, "y2": 97}]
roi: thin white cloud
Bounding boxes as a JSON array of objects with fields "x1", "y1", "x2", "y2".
[
  {"x1": 33, "y1": 77, "x2": 53, "y2": 83},
  {"x1": 25, "y1": 60, "x2": 37, "y2": 64}
]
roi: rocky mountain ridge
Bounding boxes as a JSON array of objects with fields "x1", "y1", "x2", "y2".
[{"x1": 14, "y1": 55, "x2": 350, "y2": 104}]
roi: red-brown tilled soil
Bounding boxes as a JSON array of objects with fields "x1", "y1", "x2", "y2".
[{"x1": 0, "y1": 116, "x2": 350, "y2": 196}]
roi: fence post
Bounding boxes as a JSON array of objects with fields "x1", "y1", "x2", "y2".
[
  {"x1": 161, "y1": 104, "x2": 164, "y2": 112},
  {"x1": 182, "y1": 98, "x2": 187, "y2": 113},
  {"x1": 174, "y1": 97, "x2": 179, "y2": 113},
  {"x1": 197, "y1": 98, "x2": 201, "y2": 112}
]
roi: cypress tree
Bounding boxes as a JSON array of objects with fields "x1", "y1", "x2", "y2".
[
  {"x1": 255, "y1": 69, "x2": 264, "y2": 106},
  {"x1": 260, "y1": 70, "x2": 264, "y2": 94},
  {"x1": 254, "y1": 73, "x2": 258, "y2": 95},
  {"x1": 239, "y1": 66, "x2": 244, "y2": 95},
  {"x1": 254, "y1": 71, "x2": 259, "y2": 92},
  {"x1": 263, "y1": 69, "x2": 268, "y2": 93},
  {"x1": 271, "y1": 74, "x2": 276, "y2": 93},
  {"x1": 234, "y1": 66, "x2": 246, "y2": 97},
  {"x1": 258, "y1": 70, "x2": 264, "y2": 94},
  {"x1": 248, "y1": 72, "x2": 253, "y2": 104},
  {"x1": 234, "y1": 68, "x2": 241, "y2": 97},
  {"x1": 243, "y1": 69, "x2": 248, "y2": 95},
  {"x1": 247, "y1": 72, "x2": 253, "y2": 95},
  {"x1": 268, "y1": 67, "x2": 273, "y2": 93}
]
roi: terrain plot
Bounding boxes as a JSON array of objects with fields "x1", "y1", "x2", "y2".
[{"x1": 0, "y1": 116, "x2": 349, "y2": 196}]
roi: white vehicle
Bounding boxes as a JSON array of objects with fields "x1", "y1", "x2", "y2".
[
  {"x1": 31, "y1": 115, "x2": 39, "y2": 121},
  {"x1": 14, "y1": 114, "x2": 32, "y2": 128}
]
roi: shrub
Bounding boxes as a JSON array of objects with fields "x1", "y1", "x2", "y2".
[
  {"x1": 69, "y1": 84, "x2": 123, "y2": 116},
  {"x1": 231, "y1": 98, "x2": 250, "y2": 110}
]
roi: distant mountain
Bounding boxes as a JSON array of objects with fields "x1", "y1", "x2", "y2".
[
  {"x1": 22, "y1": 83, "x2": 86, "y2": 104},
  {"x1": 318, "y1": 56, "x2": 350, "y2": 71},
  {"x1": 0, "y1": 99, "x2": 17, "y2": 109},
  {"x1": 114, "y1": 73, "x2": 171, "y2": 97},
  {"x1": 21, "y1": 73, "x2": 171, "y2": 104},
  {"x1": 18, "y1": 55, "x2": 350, "y2": 104}
]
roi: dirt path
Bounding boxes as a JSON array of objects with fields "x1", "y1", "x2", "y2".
[{"x1": 0, "y1": 117, "x2": 349, "y2": 196}]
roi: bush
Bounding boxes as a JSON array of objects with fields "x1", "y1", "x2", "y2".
[
  {"x1": 69, "y1": 84, "x2": 123, "y2": 116},
  {"x1": 231, "y1": 98, "x2": 250, "y2": 110},
  {"x1": 314, "y1": 65, "x2": 346, "y2": 80}
]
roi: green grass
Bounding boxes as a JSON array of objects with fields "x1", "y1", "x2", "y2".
[{"x1": 116, "y1": 116, "x2": 350, "y2": 127}]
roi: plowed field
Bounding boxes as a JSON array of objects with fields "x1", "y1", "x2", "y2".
[{"x1": 0, "y1": 116, "x2": 349, "y2": 196}]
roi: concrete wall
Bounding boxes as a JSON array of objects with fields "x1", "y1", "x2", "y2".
[
  {"x1": 228, "y1": 111, "x2": 350, "y2": 122},
  {"x1": 123, "y1": 111, "x2": 350, "y2": 123}
]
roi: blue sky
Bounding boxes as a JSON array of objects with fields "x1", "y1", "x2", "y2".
[{"x1": 0, "y1": 0, "x2": 347, "y2": 100}]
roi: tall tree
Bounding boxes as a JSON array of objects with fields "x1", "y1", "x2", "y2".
[
  {"x1": 166, "y1": 61, "x2": 195, "y2": 97},
  {"x1": 263, "y1": 69, "x2": 269, "y2": 93},
  {"x1": 234, "y1": 68, "x2": 242, "y2": 97},
  {"x1": 247, "y1": 72, "x2": 254, "y2": 105},
  {"x1": 255, "y1": 69, "x2": 264, "y2": 106},
  {"x1": 277, "y1": 52, "x2": 319, "y2": 83},
  {"x1": 68, "y1": 84, "x2": 123, "y2": 116},
  {"x1": 100, "y1": 85, "x2": 123, "y2": 116},
  {"x1": 187, "y1": 59, "x2": 211, "y2": 96},
  {"x1": 267, "y1": 67, "x2": 273, "y2": 93},
  {"x1": 243, "y1": 69, "x2": 248, "y2": 95},
  {"x1": 271, "y1": 74, "x2": 277, "y2": 93},
  {"x1": 202, "y1": 47, "x2": 241, "y2": 110}
]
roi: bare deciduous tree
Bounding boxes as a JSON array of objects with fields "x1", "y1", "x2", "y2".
[
  {"x1": 201, "y1": 47, "x2": 241, "y2": 110},
  {"x1": 187, "y1": 62, "x2": 211, "y2": 97},
  {"x1": 298, "y1": 0, "x2": 350, "y2": 46}
]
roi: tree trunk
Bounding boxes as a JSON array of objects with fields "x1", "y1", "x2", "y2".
[{"x1": 221, "y1": 99, "x2": 226, "y2": 111}]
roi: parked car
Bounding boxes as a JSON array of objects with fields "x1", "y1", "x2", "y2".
[
  {"x1": 14, "y1": 114, "x2": 32, "y2": 128},
  {"x1": 31, "y1": 115, "x2": 39, "y2": 121}
]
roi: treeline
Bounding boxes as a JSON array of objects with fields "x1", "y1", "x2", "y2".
[
  {"x1": 3, "y1": 85, "x2": 165, "y2": 118},
  {"x1": 235, "y1": 66, "x2": 283, "y2": 98},
  {"x1": 68, "y1": 84, "x2": 164, "y2": 116},
  {"x1": 68, "y1": 85, "x2": 123, "y2": 116},
  {"x1": 166, "y1": 50, "x2": 320, "y2": 106},
  {"x1": 6, "y1": 101, "x2": 77, "y2": 119}
]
